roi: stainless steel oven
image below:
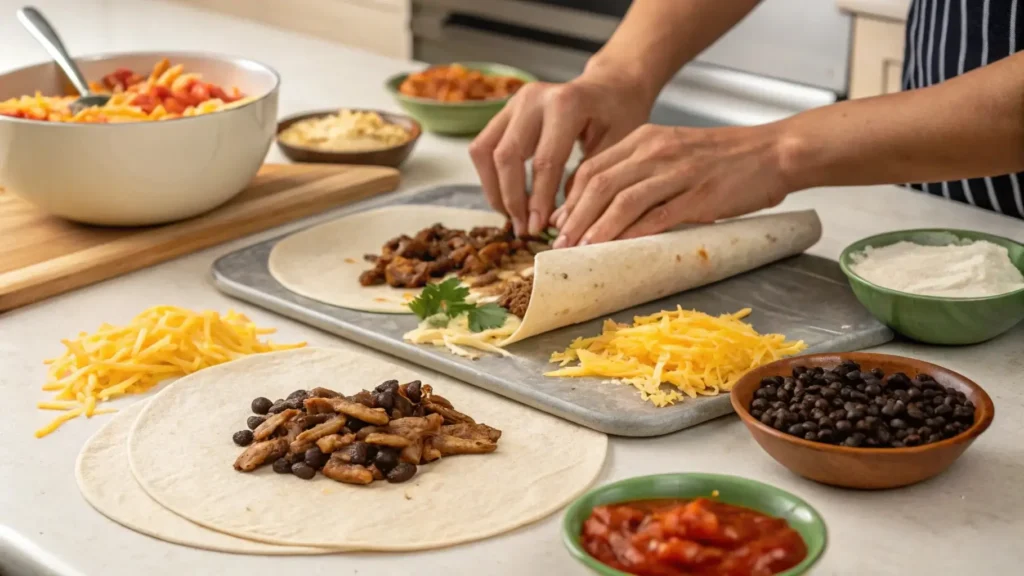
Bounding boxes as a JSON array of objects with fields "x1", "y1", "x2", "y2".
[{"x1": 411, "y1": 0, "x2": 851, "y2": 127}]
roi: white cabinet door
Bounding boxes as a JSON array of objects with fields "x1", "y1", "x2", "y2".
[{"x1": 849, "y1": 16, "x2": 907, "y2": 99}]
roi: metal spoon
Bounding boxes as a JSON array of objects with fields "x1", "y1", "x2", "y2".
[{"x1": 17, "y1": 6, "x2": 110, "y2": 114}]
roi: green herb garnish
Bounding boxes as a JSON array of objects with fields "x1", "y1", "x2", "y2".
[
  {"x1": 540, "y1": 226, "x2": 559, "y2": 243},
  {"x1": 408, "y1": 277, "x2": 509, "y2": 332}
]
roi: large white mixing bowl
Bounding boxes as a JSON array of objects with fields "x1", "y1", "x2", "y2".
[{"x1": 0, "y1": 51, "x2": 279, "y2": 226}]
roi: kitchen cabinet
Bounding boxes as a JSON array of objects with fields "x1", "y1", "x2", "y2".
[
  {"x1": 839, "y1": 0, "x2": 909, "y2": 99},
  {"x1": 175, "y1": 0, "x2": 411, "y2": 59}
]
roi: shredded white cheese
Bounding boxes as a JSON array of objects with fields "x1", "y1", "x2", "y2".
[{"x1": 403, "y1": 314, "x2": 520, "y2": 360}]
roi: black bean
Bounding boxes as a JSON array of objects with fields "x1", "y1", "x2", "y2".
[
  {"x1": 890, "y1": 418, "x2": 908, "y2": 429},
  {"x1": 272, "y1": 458, "x2": 291, "y2": 474},
  {"x1": 865, "y1": 384, "x2": 881, "y2": 396},
  {"x1": 867, "y1": 405, "x2": 880, "y2": 417},
  {"x1": 904, "y1": 434, "x2": 922, "y2": 447},
  {"x1": 934, "y1": 404, "x2": 953, "y2": 417},
  {"x1": 906, "y1": 404, "x2": 927, "y2": 421},
  {"x1": 931, "y1": 416, "x2": 947, "y2": 427},
  {"x1": 803, "y1": 431, "x2": 817, "y2": 441},
  {"x1": 922, "y1": 389, "x2": 938, "y2": 399},
  {"x1": 932, "y1": 395, "x2": 946, "y2": 406},
  {"x1": 831, "y1": 397, "x2": 845, "y2": 408},
  {"x1": 864, "y1": 416, "x2": 880, "y2": 429},
  {"x1": 751, "y1": 409, "x2": 764, "y2": 419},
  {"x1": 760, "y1": 412, "x2": 773, "y2": 425},
  {"x1": 346, "y1": 442, "x2": 370, "y2": 466},
  {"x1": 754, "y1": 388, "x2": 767, "y2": 399},
  {"x1": 870, "y1": 368, "x2": 885, "y2": 379},
  {"x1": 268, "y1": 400, "x2": 288, "y2": 414},
  {"x1": 876, "y1": 427, "x2": 892, "y2": 444},
  {"x1": 773, "y1": 417, "x2": 787, "y2": 431},
  {"x1": 801, "y1": 421, "x2": 819, "y2": 433},
  {"x1": 893, "y1": 400, "x2": 906, "y2": 415},
  {"x1": 843, "y1": 435, "x2": 863, "y2": 447},
  {"x1": 232, "y1": 430, "x2": 254, "y2": 446},
  {"x1": 855, "y1": 419, "x2": 872, "y2": 432},
  {"x1": 793, "y1": 366, "x2": 809, "y2": 378},
  {"x1": 291, "y1": 462, "x2": 316, "y2": 480},
  {"x1": 908, "y1": 387, "x2": 922, "y2": 400},
  {"x1": 776, "y1": 389, "x2": 790, "y2": 402},
  {"x1": 818, "y1": 416, "x2": 834, "y2": 429},
  {"x1": 847, "y1": 408, "x2": 866, "y2": 421},
  {"x1": 751, "y1": 398, "x2": 769, "y2": 411},
  {"x1": 846, "y1": 370, "x2": 862, "y2": 381},
  {"x1": 762, "y1": 385, "x2": 777, "y2": 398},
  {"x1": 814, "y1": 399, "x2": 830, "y2": 411},
  {"x1": 927, "y1": 433, "x2": 944, "y2": 444},
  {"x1": 955, "y1": 391, "x2": 967, "y2": 401},
  {"x1": 304, "y1": 447, "x2": 328, "y2": 469},
  {"x1": 835, "y1": 420, "x2": 853, "y2": 432},
  {"x1": 821, "y1": 387, "x2": 838, "y2": 399},
  {"x1": 851, "y1": 391, "x2": 870, "y2": 403},
  {"x1": 287, "y1": 389, "x2": 308, "y2": 401},
  {"x1": 386, "y1": 462, "x2": 417, "y2": 483},
  {"x1": 347, "y1": 419, "x2": 368, "y2": 432},
  {"x1": 817, "y1": 429, "x2": 835, "y2": 442},
  {"x1": 375, "y1": 379, "x2": 400, "y2": 394},
  {"x1": 787, "y1": 424, "x2": 805, "y2": 436},
  {"x1": 374, "y1": 447, "x2": 400, "y2": 473},
  {"x1": 374, "y1": 390, "x2": 395, "y2": 412},
  {"x1": 830, "y1": 409, "x2": 846, "y2": 421},
  {"x1": 889, "y1": 372, "x2": 911, "y2": 388},
  {"x1": 251, "y1": 397, "x2": 273, "y2": 415},
  {"x1": 890, "y1": 440, "x2": 905, "y2": 448},
  {"x1": 918, "y1": 426, "x2": 933, "y2": 438},
  {"x1": 952, "y1": 406, "x2": 973, "y2": 420},
  {"x1": 895, "y1": 429, "x2": 909, "y2": 440},
  {"x1": 839, "y1": 387, "x2": 852, "y2": 399},
  {"x1": 247, "y1": 415, "x2": 265, "y2": 430},
  {"x1": 856, "y1": 383, "x2": 867, "y2": 392},
  {"x1": 771, "y1": 401, "x2": 786, "y2": 410},
  {"x1": 783, "y1": 378, "x2": 796, "y2": 392},
  {"x1": 813, "y1": 367, "x2": 825, "y2": 376}
]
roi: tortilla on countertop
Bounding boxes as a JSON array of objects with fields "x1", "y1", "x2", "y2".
[{"x1": 126, "y1": 347, "x2": 607, "y2": 551}]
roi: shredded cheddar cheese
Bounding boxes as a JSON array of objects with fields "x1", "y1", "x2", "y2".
[
  {"x1": 546, "y1": 307, "x2": 806, "y2": 407},
  {"x1": 402, "y1": 314, "x2": 520, "y2": 360},
  {"x1": 35, "y1": 306, "x2": 305, "y2": 438}
]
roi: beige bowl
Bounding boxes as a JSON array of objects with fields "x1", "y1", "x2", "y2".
[{"x1": 0, "y1": 52, "x2": 279, "y2": 226}]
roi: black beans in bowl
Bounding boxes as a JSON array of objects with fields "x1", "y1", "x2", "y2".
[{"x1": 747, "y1": 360, "x2": 975, "y2": 449}]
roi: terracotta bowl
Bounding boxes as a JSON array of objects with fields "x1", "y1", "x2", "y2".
[
  {"x1": 730, "y1": 352, "x2": 994, "y2": 490},
  {"x1": 275, "y1": 109, "x2": 421, "y2": 168}
]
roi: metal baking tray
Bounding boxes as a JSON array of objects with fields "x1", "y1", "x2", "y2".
[{"x1": 211, "y1": 185, "x2": 893, "y2": 437}]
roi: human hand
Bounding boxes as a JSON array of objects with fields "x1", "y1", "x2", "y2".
[
  {"x1": 550, "y1": 123, "x2": 794, "y2": 248},
  {"x1": 469, "y1": 74, "x2": 651, "y2": 236}
]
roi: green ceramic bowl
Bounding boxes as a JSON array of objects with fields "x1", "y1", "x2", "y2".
[
  {"x1": 562, "y1": 473, "x2": 827, "y2": 576},
  {"x1": 839, "y1": 229, "x2": 1024, "y2": 345},
  {"x1": 384, "y1": 62, "x2": 537, "y2": 135}
]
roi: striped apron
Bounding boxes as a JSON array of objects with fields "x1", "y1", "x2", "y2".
[{"x1": 903, "y1": 0, "x2": 1024, "y2": 219}]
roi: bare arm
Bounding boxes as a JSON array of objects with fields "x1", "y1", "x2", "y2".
[
  {"x1": 780, "y1": 50, "x2": 1024, "y2": 189},
  {"x1": 585, "y1": 0, "x2": 762, "y2": 107}
]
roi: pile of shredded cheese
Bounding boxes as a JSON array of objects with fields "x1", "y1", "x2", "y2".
[
  {"x1": 546, "y1": 307, "x2": 806, "y2": 407},
  {"x1": 403, "y1": 314, "x2": 520, "y2": 360},
  {"x1": 36, "y1": 306, "x2": 305, "y2": 438}
]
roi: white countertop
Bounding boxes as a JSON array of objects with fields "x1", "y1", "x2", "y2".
[{"x1": 2, "y1": 1, "x2": 1022, "y2": 575}]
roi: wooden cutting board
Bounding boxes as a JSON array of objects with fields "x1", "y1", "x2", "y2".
[{"x1": 0, "y1": 163, "x2": 400, "y2": 312}]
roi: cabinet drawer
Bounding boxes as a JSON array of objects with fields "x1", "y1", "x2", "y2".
[{"x1": 849, "y1": 16, "x2": 906, "y2": 98}]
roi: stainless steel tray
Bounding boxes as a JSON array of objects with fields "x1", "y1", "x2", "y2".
[{"x1": 211, "y1": 185, "x2": 893, "y2": 437}]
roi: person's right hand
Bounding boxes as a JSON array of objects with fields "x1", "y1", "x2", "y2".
[{"x1": 469, "y1": 73, "x2": 652, "y2": 235}]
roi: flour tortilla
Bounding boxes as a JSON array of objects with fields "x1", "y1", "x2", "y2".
[
  {"x1": 269, "y1": 205, "x2": 506, "y2": 313},
  {"x1": 501, "y1": 210, "x2": 822, "y2": 345},
  {"x1": 269, "y1": 205, "x2": 821, "y2": 345},
  {"x1": 76, "y1": 401, "x2": 337, "y2": 555},
  {"x1": 127, "y1": 347, "x2": 607, "y2": 550}
]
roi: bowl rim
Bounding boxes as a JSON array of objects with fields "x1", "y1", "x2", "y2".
[
  {"x1": 0, "y1": 50, "x2": 280, "y2": 128},
  {"x1": 383, "y1": 61, "x2": 538, "y2": 107},
  {"x1": 730, "y1": 352, "x2": 995, "y2": 457},
  {"x1": 561, "y1": 472, "x2": 827, "y2": 576},
  {"x1": 274, "y1": 108, "x2": 422, "y2": 155},
  {"x1": 838, "y1": 227, "x2": 1024, "y2": 302}
]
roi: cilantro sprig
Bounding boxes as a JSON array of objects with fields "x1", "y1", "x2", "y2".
[{"x1": 408, "y1": 278, "x2": 508, "y2": 332}]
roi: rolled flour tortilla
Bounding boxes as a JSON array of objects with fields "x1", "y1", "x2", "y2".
[
  {"x1": 269, "y1": 205, "x2": 506, "y2": 313},
  {"x1": 76, "y1": 401, "x2": 337, "y2": 555},
  {"x1": 502, "y1": 210, "x2": 822, "y2": 345},
  {"x1": 127, "y1": 347, "x2": 607, "y2": 551}
]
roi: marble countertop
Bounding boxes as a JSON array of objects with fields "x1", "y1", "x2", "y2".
[{"x1": 2, "y1": 1, "x2": 1022, "y2": 575}]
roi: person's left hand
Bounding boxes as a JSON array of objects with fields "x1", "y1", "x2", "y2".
[{"x1": 550, "y1": 123, "x2": 796, "y2": 248}]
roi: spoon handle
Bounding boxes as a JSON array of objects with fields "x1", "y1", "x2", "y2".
[{"x1": 17, "y1": 6, "x2": 92, "y2": 96}]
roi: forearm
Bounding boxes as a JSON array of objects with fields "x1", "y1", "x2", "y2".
[
  {"x1": 582, "y1": 0, "x2": 761, "y2": 106},
  {"x1": 778, "y1": 51, "x2": 1024, "y2": 190}
]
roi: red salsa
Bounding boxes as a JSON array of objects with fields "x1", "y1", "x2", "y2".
[{"x1": 581, "y1": 498, "x2": 807, "y2": 576}]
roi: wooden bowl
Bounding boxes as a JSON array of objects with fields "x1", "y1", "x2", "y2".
[
  {"x1": 730, "y1": 352, "x2": 994, "y2": 490},
  {"x1": 275, "y1": 109, "x2": 421, "y2": 168}
]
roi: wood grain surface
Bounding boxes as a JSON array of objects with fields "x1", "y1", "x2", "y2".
[{"x1": 0, "y1": 163, "x2": 400, "y2": 312}]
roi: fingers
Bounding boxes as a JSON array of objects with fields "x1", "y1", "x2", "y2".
[
  {"x1": 618, "y1": 187, "x2": 717, "y2": 240},
  {"x1": 469, "y1": 107, "x2": 512, "y2": 216},
  {"x1": 578, "y1": 173, "x2": 682, "y2": 244},
  {"x1": 529, "y1": 98, "x2": 584, "y2": 234},
  {"x1": 494, "y1": 106, "x2": 542, "y2": 235},
  {"x1": 554, "y1": 159, "x2": 648, "y2": 248},
  {"x1": 553, "y1": 129, "x2": 640, "y2": 234}
]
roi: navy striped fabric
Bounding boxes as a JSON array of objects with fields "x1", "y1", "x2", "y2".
[{"x1": 903, "y1": 0, "x2": 1024, "y2": 218}]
